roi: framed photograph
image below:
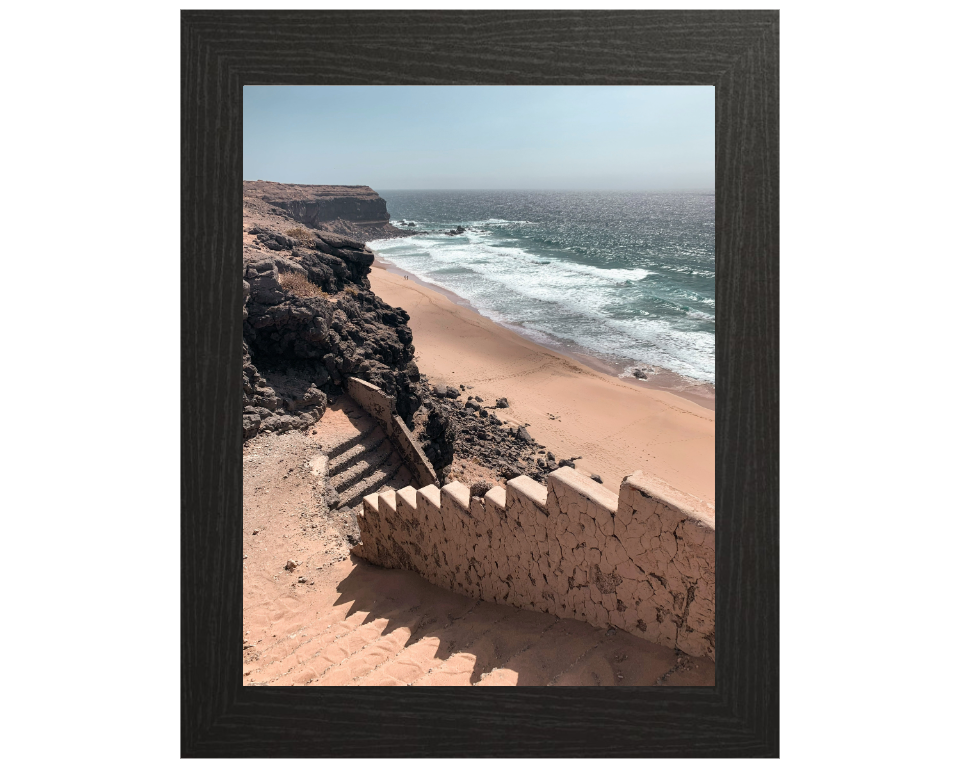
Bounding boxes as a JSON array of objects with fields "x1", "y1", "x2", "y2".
[{"x1": 182, "y1": 9, "x2": 778, "y2": 758}]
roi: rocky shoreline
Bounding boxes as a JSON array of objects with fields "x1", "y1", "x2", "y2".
[{"x1": 243, "y1": 182, "x2": 572, "y2": 488}]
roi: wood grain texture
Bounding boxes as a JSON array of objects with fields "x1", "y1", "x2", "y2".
[{"x1": 181, "y1": 9, "x2": 778, "y2": 758}]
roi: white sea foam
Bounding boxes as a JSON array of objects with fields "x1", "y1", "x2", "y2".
[{"x1": 370, "y1": 224, "x2": 714, "y2": 383}]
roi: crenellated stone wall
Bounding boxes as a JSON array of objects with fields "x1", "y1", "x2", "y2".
[{"x1": 352, "y1": 465, "x2": 715, "y2": 659}]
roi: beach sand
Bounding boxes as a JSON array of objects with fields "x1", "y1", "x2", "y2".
[
  {"x1": 369, "y1": 261, "x2": 715, "y2": 505},
  {"x1": 242, "y1": 405, "x2": 715, "y2": 686}
]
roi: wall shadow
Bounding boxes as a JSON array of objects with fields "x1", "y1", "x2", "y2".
[{"x1": 334, "y1": 555, "x2": 715, "y2": 686}]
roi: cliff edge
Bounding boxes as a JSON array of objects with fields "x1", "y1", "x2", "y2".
[
  {"x1": 243, "y1": 182, "x2": 571, "y2": 490},
  {"x1": 244, "y1": 180, "x2": 409, "y2": 241}
]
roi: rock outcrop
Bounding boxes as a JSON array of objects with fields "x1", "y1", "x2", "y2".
[
  {"x1": 243, "y1": 244, "x2": 425, "y2": 437},
  {"x1": 242, "y1": 182, "x2": 567, "y2": 486},
  {"x1": 242, "y1": 196, "x2": 459, "y2": 482},
  {"x1": 244, "y1": 180, "x2": 410, "y2": 241}
]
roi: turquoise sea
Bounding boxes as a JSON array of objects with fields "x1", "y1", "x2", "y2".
[{"x1": 369, "y1": 190, "x2": 715, "y2": 386}]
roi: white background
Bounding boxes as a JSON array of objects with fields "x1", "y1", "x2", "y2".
[{"x1": 2, "y1": 1, "x2": 955, "y2": 765}]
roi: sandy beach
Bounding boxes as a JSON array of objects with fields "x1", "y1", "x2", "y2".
[
  {"x1": 369, "y1": 260, "x2": 715, "y2": 505},
  {"x1": 241, "y1": 184, "x2": 717, "y2": 687}
]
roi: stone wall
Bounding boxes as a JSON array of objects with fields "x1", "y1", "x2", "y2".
[
  {"x1": 345, "y1": 377, "x2": 438, "y2": 488},
  {"x1": 352, "y1": 466, "x2": 715, "y2": 659}
]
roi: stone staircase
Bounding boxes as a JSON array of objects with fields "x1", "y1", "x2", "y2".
[
  {"x1": 242, "y1": 396, "x2": 715, "y2": 687},
  {"x1": 320, "y1": 404, "x2": 414, "y2": 521}
]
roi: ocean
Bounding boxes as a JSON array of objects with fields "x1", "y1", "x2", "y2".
[{"x1": 369, "y1": 190, "x2": 715, "y2": 388}]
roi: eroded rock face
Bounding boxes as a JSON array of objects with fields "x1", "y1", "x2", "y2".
[
  {"x1": 243, "y1": 262, "x2": 424, "y2": 425},
  {"x1": 242, "y1": 222, "x2": 469, "y2": 481},
  {"x1": 244, "y1": 181, "x2": 410, "y2": 241},
  {"x1": 241, "y1": 183, "x2": 568, "y2": 484}
]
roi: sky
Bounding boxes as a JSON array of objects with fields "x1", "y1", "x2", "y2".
[{"x1": 243, "y1": 86, "x2": 714, "y2": 191}]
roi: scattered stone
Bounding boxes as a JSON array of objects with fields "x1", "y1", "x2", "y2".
[
  {"x1": 591, "y1": 474, "x2": 603, "y2": 484},
  {"x1": 297, "y1": 576, "x2": 307, "y2": 583},
  {"x1": 252, "y1": 529, "x2": 261, "y2": 536},
  {"x1": 284, "y1": 560, "x2": 298, "y2": 571},
  {"x1": 496, "y1": 397, "x2": 509, "y2": 408},
  {"x1": 324, "y1": 487, "x2": 340, "y2": 510}
]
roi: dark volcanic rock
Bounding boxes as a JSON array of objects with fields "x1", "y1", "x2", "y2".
[
  {"x1": 242, "y1": 184, "x2": 566, "y2": 484},
  {"x1": 411, "y1": 375, "x2": 562, "y2": 484},
  {"x1": 242, "y1": 239, "x2": 428, "y2": 441}
]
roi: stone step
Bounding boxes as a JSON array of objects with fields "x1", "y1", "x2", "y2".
[
  {"x1": 328, "y1": 433, "x2": 382, "y2": 475},
  {"x1": 367, "y1": 465, "x2": 414, "y2": 498},
  {"x1": 324, "y1": 422, "x2": 379, "y2": 460},
  {"x1": 330, "y1": 438, "x2": 393, "y2": 492},
  {"x1": 336, "y1": 454, "x2": 404, "y2": 511}
]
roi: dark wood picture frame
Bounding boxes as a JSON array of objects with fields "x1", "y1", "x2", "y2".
[{"x1": 182, "y1": 10, "x2": 778, "y2": 758}]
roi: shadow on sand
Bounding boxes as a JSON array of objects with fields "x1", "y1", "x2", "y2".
[{"x1": 333, "y1": 555, "x2": 715, "y2": 687}]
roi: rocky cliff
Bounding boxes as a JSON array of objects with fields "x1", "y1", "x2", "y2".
[
  {"x1": 244, "y1": 180, "x2": 409, "y2": 241},
  {"x1": 242, "y1": 183, "x2": 565, "y2": 487},
  {"x1": 242, "y1": 182, "x2": 458, "y2": 482}
]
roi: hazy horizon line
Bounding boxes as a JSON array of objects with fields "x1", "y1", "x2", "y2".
[{"x1": 245, "y1": 180, "x2": 714, "y2": 194}]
